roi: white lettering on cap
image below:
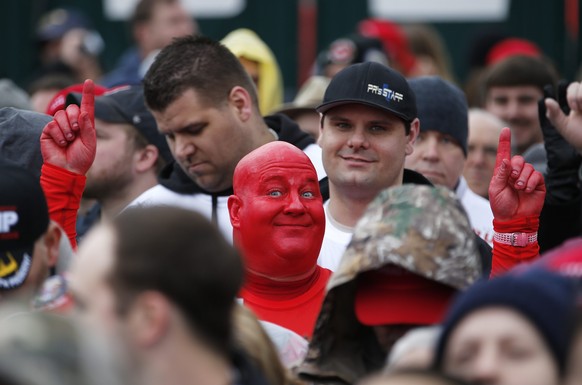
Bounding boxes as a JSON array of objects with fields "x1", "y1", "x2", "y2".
[
  {"x1": 0, "y1": 211, "x2": 18, "y2": 233},
  {"x1": 366, "y1": 83, "x2": 404, "y2": 102}
]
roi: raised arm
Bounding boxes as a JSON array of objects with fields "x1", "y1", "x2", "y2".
[
  {"x1": 488, "y1": 127, "x2": 546, "y2": 277},
  {"x1": 39, "y1": 79, "x2": 96, "y2": 250}
]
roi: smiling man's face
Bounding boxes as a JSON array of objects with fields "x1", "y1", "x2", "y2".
[
  {"x1": 229, "y1": 142, "x2": 325, "y2": 280},
  {"x1": 319, "y1": 103, "x2": 418, "y2": 197}
]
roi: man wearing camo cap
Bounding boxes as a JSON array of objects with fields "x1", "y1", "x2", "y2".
[{"x1": 298, "y1": 185, "x2": 482, "y2": 385}]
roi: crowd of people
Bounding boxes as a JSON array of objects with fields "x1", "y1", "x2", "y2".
[{"x1": 1, "y1": 1, "x2": 582, "y2": 384}]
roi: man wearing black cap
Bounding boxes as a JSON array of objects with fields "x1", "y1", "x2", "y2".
[
  {"x1": 0, "y1": 161, "x2": 61, "y2": 302},
  {"x1": 67, "y1": 85, "x2": 171, "y2": 227},
  {"x1": 315, "y1": 61, "x2": 422, "y2": 271}
]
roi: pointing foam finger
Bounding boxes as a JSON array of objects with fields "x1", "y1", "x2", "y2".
[
  {"x1": 495, "y1": 127, "x2": 511, "y2": 170},
  {"x1": 81, "y1": 79, "x2": 95, "y2": 125}
]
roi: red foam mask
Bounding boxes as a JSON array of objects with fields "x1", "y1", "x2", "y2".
[{"x1": 229, "y1": 141, "x2": 325, "y2": 280}]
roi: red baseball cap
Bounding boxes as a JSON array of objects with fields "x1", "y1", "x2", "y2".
[
  {"x1": 45, "y1": 83, "x2": 108, "y2": 116},
  {"x1": 354, "y1": 265, "x2": 457, "y2": 326},
  {"x1": 486, "y1": 38, "x2": 542, "y2": 66}
]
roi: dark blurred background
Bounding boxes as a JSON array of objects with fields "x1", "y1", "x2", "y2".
[{"x1": 1, "y1": 0, "x2": 580, "y2": 97}]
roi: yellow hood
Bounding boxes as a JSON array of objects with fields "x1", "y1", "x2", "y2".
[{"x1": 222, "y1": 28, "x2": 283, "y2": 115}]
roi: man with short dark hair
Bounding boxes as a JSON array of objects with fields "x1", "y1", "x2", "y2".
[
  {"x1": 135, "y1": 35, "x2": 324, "y2": 243},
  {"x1": 69, "y1": 206, "x2": 267, "y2": 385},
  {"x1": 315, "y1": 61, "x2": 422, "y2": 271},
  {"x1": 483, "y1": 55, "x2": 557, "y2": 172}
]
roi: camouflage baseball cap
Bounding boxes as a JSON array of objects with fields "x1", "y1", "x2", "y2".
[{"x1": 330, "y1": 184, "x2": 482, "y2": 291}]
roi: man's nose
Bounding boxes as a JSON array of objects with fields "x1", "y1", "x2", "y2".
[
  {"x1": 468, "y1": 148, "x2": 486, "y2": 166},
  {"x1": 504, "y1": 100, "x2": 521, "y2": 120},
  {"x1": 173, "y1": 135, "x2": 195, "y2": 159},
  {"x1": 347, "y1": 128, "x2": 370, "y2": 149},
  {"x1": 469, "y1": 348, "x2": 500, "y2": 385},
  {"x1": 283, "y1": 191, "x2": 306, "y2": 215},
  {"x1": 421, "y1": 136, "x2": 440, "y2": 161}
]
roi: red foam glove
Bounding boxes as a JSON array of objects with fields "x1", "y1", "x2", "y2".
[
  {"x1": 490, "y1": 217, "x2": 540, "y2": 278},
  {"x1": 40, "y1": 79, "x2": 96, "y2": 175},
  {"x1": 489, "y1": 127, "x2": 546, "y2": 221},
  {"x1": 40, "y1": 163, "x2": 86, "y2": 251},
  {"x1": 488, "y1": 128, "x2": 544, "y2": 278}
]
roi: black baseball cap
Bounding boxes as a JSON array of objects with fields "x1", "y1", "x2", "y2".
[
  {"x1": 316, "y1": 61, "x2": 417, "y2": 122},
  {"x1": 0, "y1": 161, "x2": 49, "y2": 291},
  {"x1": 67, "y1": 86, "x2": 173, "y2": 163}
]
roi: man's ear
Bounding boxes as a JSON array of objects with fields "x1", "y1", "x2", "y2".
[
  {"x1": 406, "y1": 118, "x2": 421, "y2": 156},
  {"x1": 228, "y1": 86, "x2": 253, "y2": 122},
  {"x1": 127, "y1": 291, "x2": 171, "y2": 348},
  {"x1": 135, "y1": 144, "x2": 159, "y2": 173},
  {"x1": 227, "y1": 195, "x2": 242, "y2": 229},
  {"x1": 43, "y1": 221, "x2": 62, "y2": 268}
]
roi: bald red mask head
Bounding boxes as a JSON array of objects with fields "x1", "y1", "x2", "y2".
[{"x1": 228, "y1": 142, "x2": 325, "y2": 280}]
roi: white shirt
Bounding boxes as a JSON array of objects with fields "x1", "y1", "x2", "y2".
[
  {"x1": 317, "y1": 200, "x2": 354, "y2": 271},
  {"x1": 456, "y1": 176, "x2": 494, "y2": 246}
]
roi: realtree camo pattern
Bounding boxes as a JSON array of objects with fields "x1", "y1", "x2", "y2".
[
  {"x1": 328, "y1": 184, "x2": 482, "y2": 292},
  {"x1": 298, "y1": 185, "x2": 483, "y2": 385}
]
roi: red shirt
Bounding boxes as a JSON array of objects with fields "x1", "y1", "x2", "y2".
[{"x1": 240, "y1": 266, "x2": 332, "y2": 339}]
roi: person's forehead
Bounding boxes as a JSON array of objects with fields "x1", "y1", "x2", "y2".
[
  {"x1": 152, "y1": 88, "x2": 217, "y2": 130},
  {"x1": 151, "y1": 0, "x2": 184, "y2": 18},
  {"x1": 257, "y1": 162, "x2": 317, "y2": 179},
  {"x1": 325, "y1": 103, "x2": 405, "y2": 122},
  {"x1": 468, "y1": 121, "x2": 501, "y2": 144},
  {"x1": 487, "y1": 85, "x2": 543, "y2": 98},
  {"x1": 453, "y1": 306, "x2": 538, "y2": 340}
]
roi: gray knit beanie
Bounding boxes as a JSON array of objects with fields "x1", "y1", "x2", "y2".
[{"x1": 409, "y1": 76, "x2": 468, "y2": 156}]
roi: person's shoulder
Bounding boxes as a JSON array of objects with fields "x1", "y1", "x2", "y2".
[{"x1": 128, "y1": 184, "x2": 205, "y2": 210}]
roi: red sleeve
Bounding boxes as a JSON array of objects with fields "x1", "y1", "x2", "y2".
[
  {"x1": 490, "y1": 216, "x2": 540, "y2": 278},
  {"x1": 40, "y1": 163, "x2": 86, "y2": 251}
]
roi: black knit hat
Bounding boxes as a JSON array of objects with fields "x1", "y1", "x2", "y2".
[
  {"x1": 434, "y1": 268, "x2": 577, "y2": 375},
  {"x1": 317, "y1": 61, "x2": 417, "y2": 122},
  {"x1": 409, "y1": 76, "x2": 468, "y2": 156}
]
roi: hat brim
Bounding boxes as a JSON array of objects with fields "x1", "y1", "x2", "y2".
[
  {"x1": 273, "y1": 104, "x2": 318, "y2": 118},
  {"x1": 316, "y1": 99, "x2": 413, "y2": 123},
  {"x1": 355, "y1": 277, "x2": 456, "y2": 326},
  {"x1": 0, "y1": 249, "x2": 33, "y2": 291},
  {"x1": 66, "y1": 93, "x2": 128, "y2": 124}
]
